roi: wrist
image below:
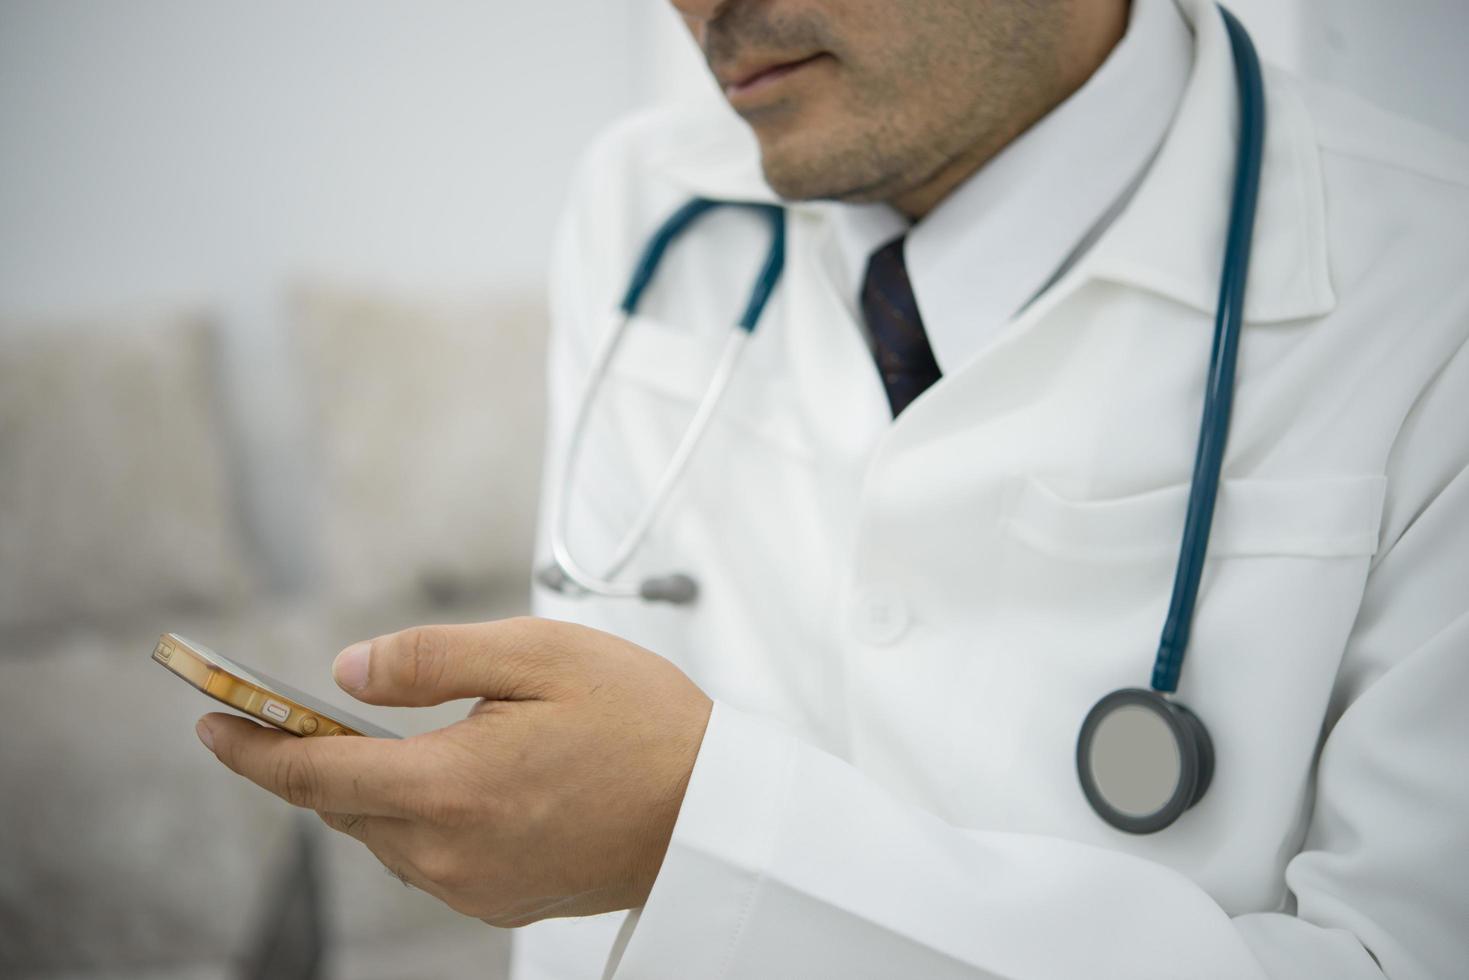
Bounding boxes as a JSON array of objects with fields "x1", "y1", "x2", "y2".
[{"x1": 632, "y1": 692, "x2": 714, "y2": 904}]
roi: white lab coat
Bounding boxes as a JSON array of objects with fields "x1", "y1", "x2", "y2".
[{"x1": 524, "y1": 2, "x2": 1469, "y2": 977}]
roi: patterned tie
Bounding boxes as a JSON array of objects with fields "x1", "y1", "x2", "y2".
[{"x1": 861, "y1": 235, "x2": 943, "y2": 417}]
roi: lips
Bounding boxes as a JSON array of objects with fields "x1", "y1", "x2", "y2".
[{"x1": 719, "y1": 53, "x2": 828, "y2": 99}]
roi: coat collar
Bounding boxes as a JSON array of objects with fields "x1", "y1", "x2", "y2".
[
  {"x1": 1080, "y1": 0, "x2": 1336, "y2": 323},
  {"x1": 646, "y1": 0, "x2": 1336, "y2": 324}
]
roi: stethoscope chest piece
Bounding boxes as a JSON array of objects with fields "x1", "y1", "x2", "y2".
[
  {"x1": 1077, "y1": 689, "x2": 1215, "y2": 834},
  {"x1": 1071, "y1": 4, "x2": 1260, "y2": 835}
]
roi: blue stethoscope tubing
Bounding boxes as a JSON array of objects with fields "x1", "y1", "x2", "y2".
[
  {"x1": 1081, "y1": 4, "x2": 1263, "y2": 833},
  {"x1": 541, "y1": 6, "x2": 1265, "y2": 833},
  {"x1": 1153, "y1": 4, "x2": 1265, "y2": 694}
]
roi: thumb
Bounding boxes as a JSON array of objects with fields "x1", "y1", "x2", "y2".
[{"x1": 333, "y1": 619, "x2": 568, "y2": 707}]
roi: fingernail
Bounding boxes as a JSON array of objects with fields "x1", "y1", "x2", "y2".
[
  {"x1": 333, "y1": 641, "x2": 372, "y2": 693},
  {"x1": 195, "y1": 718, "x2": 214, "y2": 751}
]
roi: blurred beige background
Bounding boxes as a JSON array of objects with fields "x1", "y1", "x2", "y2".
[
  {"x1": 0, "y1": 3, "x2": 692, "y2": 977},
  {"x1": 1, "y1": 1, "x2": 1463, "y2": 978}
]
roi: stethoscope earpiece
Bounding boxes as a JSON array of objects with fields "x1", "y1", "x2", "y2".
[
  {"x1": 1077, "y1": 689, "x2": 1215, "y2": 835},
  {"x1": 536, "y1": 562, "x2": 699, "y2": 606},
  {"x1": 534, "y1": 563, "x2": 574, "y2": 595},
  {"x1": 638, "y1": 574, "x2": 699, "y2": 605}
]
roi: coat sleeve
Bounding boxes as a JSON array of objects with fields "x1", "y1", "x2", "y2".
[{"x1": 605, "y1": 339, "x2": 1469, "y2": 980}]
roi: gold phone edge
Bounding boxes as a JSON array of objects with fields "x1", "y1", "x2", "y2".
[{"x1": 152, "y1": 634, "x2": 365, "y2": 738}]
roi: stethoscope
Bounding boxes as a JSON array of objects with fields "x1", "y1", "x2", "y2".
[{"x1": 539, "y1": 6, "x2": 1264, "y2": 835}]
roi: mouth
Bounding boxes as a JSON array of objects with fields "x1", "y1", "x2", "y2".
[{"x1": 719, "y1": 53, "x2": 830, "y2": 106}]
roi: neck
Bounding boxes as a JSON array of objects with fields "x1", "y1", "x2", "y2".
[{"x1": 890, "y1": 1, "x2": 1131, "y2": 219}]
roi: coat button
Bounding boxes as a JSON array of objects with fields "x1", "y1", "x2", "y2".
[{"x1": 851, "y1": 586, "x2": 910, "y2": 645}]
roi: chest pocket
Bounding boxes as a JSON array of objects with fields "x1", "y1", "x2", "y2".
[
  {"x1": 986, "y1": 472, "x2": 1390, "y2": 648},
  {"x1": 1003, "y1": 474, "x2": 1387, "y2": 563}
]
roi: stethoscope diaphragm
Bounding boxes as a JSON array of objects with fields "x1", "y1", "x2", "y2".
[{"x1": 1076, "y1": 688, "x2": 1215, "y2": 834}]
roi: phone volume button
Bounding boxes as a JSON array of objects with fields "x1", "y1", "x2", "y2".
[{"x1": 299, "y1": 715, "x2": 319, "y2": 735}]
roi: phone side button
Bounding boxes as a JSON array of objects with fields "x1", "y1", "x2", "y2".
[
  {"x1": 262, "y1": 699, "x2": 291, "y2": 724},
  {"x1": 298, "y1": 716, "x2": 319, "y2": 735}
]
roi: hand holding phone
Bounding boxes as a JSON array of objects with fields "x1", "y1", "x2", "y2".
[{"x1": 182, "y1": 619, "x2": 712, "y2": 927}]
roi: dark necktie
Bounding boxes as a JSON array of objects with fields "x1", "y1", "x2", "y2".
[{"x1": 861, "y1": 235, "x2": 943, "y2": 417}]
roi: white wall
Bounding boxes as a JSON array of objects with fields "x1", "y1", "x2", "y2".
[
  {"x1": 0, "y1": 1, "x2": 650, "y2": 585},
  {"x1": 1234, "y1": 0, "x2": 1469, "y2": 141},
  {"x1": 1300, "y1": 0, "x2": 1469, "y2": 141},
  {"x1": 0, "y1": 1, "x2": 647, "y2": 312}
]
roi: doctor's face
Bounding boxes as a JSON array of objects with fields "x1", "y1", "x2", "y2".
[{"x1": 671, "y1": 0, "x2": 1116, "y2": 217}]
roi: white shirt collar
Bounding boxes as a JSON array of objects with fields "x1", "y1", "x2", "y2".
[{"x1": 828, "y1": 0, "x2": 1194, "y2": 374}]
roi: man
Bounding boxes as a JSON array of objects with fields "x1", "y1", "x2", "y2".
[{"x1": 197, "y1": 0, "x2": 1469, "y2": 976}]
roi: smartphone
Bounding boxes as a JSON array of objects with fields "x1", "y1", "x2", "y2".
[{"x1": 152, "y1": 633, "x2": 399, "y2": 739}]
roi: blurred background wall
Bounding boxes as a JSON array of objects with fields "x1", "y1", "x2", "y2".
[
  {"x1": 1, "y1": 4, "x2": 665, "y2": 978},
  {"x1": 1, "y1": 2, "x2": 1465, "y2": 979},
  {"x1": 1, "y1": 0, "x2": 656, "y2": 589}
]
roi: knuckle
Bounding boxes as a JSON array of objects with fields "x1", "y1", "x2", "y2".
[
  {"x1": 272, "y1": 751, "x2": 321, "y2": 809},
  {"x1": 395, "y1": 627, "x2": 450, "y2": 691}
]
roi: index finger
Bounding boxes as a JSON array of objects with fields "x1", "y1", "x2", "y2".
[{"x1": 198, "y1": 713, "x2": 420, "y2": 817}]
